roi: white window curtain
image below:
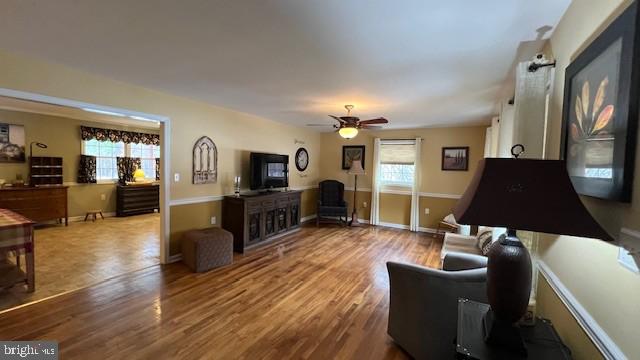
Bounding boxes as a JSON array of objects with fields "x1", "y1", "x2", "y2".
[
  {"x1": 409, "y1": 137, "x2": 422, "y2": 232},
  {"x1": 370, "y1": 138, "x2": 381, "y2": 225}
]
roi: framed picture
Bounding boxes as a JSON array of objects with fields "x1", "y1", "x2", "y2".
[
  {"x1": 342, "y1": 145, "x2": 365, "y2": 170},
  {"x1": 561, "y1": 2, "x2": 639, "y2": 202},
  {"x1": 0, "y1": 123, "x2": 25, "y2": 163},
  {"x1": 442, "y1": 147, "x2": 469, "y2": 171}
]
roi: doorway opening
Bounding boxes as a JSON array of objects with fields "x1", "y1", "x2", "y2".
[{"x1": 0, "y1": 89, "x2": 170, "y2": 312}]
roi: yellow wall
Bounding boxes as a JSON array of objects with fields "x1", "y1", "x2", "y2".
[
  {"x1": 536, "y1": 276, "x2": 603, "y2": 360},
  {"x1": 0, "y1": 109, "x2": 158, "y2": 217},
  {"x1": 0, "y1": 49, "x2": 321, "y2": 255},
  {"x1": 536, "y1": 0, "x2": 640, "y2": 358},
  {"x1": 319, "y1": 126, "x2": 486, "y2": 227}
]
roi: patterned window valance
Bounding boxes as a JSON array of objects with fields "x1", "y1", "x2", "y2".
[{"x1": 81, "y1": 126, "x2": 160, "y2": 146}]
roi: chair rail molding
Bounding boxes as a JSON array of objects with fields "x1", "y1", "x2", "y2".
[{"x1": 537, "y1": 260, "x2": 626, "y2": 360}]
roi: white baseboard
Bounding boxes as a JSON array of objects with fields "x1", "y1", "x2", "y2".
[
  {"x1": 168, "y1": 254, "x2": 182, "y2": 263},
  {"x1": 301, "y1": 214, "x2": 317, "y2": 223},
  {"x1": 378, "y1": 221, "x2": 409, "y2": 230},
  {"x1": 537, "y1": 260, "x2": 625, "y2": 360}
]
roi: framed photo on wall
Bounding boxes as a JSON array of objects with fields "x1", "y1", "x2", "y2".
[
  {"x1": 561, "y1": 2, "x2": 639, "y2": 202},
  {"x1": 0, "y1": 123, "x2": 26, "y2": 163},
  {"x1": 442, "y1": 147, "x2": 469, "y2": 171},
  {"x1": 342, "y1": 145, "x2": 365, "y2": 170}
]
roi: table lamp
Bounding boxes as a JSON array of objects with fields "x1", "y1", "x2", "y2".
[
  {"x1": 348, "y1": 159, "x2": 365, "y2": 226},
  {"x1": 453, "y1": 147, "x2": 612, "y2": 356},
  {"x1": 133, "y1": 168, "x2": 146, "y2": 182}
]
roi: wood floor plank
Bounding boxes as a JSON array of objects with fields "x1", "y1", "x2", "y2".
[{"x1": 0, "y1": 224, "x2": 443, "y2": 359}]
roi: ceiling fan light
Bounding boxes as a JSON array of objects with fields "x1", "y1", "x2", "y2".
[{"x1": 339, "y1": 127, "x2": 359, "y2": 139}]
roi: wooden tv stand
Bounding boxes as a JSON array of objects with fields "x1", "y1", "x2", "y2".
[{"x1": 222, "y1": 190, "x2": 302, "y2": 253}]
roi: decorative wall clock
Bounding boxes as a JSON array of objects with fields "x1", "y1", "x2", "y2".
[{"x1": 295, "y1": 147, "x2": 309, "y2": 171}]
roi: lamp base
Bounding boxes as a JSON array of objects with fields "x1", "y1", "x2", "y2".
[
  {"x1": 482, "y1": 309, "x2": 527, "y2": 356},
  {"x1": 348, "y1": 210, "x2": 362, "y2": 227}
]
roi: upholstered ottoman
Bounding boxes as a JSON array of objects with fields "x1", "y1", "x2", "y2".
[{"x1": 181, "y1": 228, "x2": 233, "y2": 272}]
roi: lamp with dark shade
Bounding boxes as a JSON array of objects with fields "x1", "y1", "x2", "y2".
[{"x1": 453, "y1": 155, "x2": 612, "y2": 356}]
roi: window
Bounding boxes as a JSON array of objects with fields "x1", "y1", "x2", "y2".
[
  {"x1": 82, "y1": 140, "x2": 160, "y2": 181},
  {"x1": 82, "y1": 139, "x2": 125, "y2": 181},
  {"x1": 129, "y1": 142, "x2": 160, "y2": 180},
  {"x1": 380, "y1": 163, "x2": 415, "y2": 185},
  {"x1": 379, "y1": 142, "x2": 416, "y2": 186}
]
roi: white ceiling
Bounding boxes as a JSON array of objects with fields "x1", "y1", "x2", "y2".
[{"x1": 0, "y1": 0, "x2": 570, "y2": 130}]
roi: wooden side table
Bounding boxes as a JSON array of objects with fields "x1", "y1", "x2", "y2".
[{"x1": 456, "y1": 299, "x2": 572, "y2": 359}]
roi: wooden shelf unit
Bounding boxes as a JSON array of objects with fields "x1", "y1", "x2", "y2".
[{"x1": 29, "y1": 156, "x2": 63, "y2": 186}]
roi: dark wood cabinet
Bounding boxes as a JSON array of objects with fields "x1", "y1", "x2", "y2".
[
  {"x1": 223, "y1": 191, "x2": 302, "y2": 253},
  {"x1": 116, "y1": 184, "x2": 160, "y2": 217},
  {"x1": 0, "y1": 186, "x2": 68, "y2": 225}
]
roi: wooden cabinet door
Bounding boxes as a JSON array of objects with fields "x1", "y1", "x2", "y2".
[
  {"x1": 289, "y1": 200, "x2": 300, "y2": 229},
  {"x1": 247, "y1": 207, "x2": 263, "y2": 245}
]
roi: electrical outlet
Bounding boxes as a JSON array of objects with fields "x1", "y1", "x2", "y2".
[
  {"x1": 424, "y1": 208, "x2": 430, "y2": 215},
  {"x1": 174, "y1": 173, "x2": 180, "y2": 182},
  {"x1": 210, "y1": 216, "x2": 217, "y2": 225},
  {"x1": 100, "y1": 194, "x2": 106, "y2": 201},
  {"x1": 363, "y1": 202, "x2": 367, "y2": 208}
]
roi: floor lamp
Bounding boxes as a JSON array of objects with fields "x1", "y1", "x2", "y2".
[{"x1": 348, "y1": 159, "x2": 365, "y2": 226}]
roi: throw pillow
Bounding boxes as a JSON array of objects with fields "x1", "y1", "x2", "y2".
[{"x1": 477, "y1": 230, "x2": 493, "y2": 256}]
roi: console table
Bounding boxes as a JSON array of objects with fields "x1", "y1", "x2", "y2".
[
  {"x1": 222, "y1": 191, "x2": 302, "y2": 253},
  {"x1": 0, "y1": 186, "x2": 68, "y2": 226}
]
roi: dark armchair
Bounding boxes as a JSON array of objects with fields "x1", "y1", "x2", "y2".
[
  {"x1": 316, "y1": 180, "x2": 348, "y2": 226},
  {"x1": 386, "y1": 253, "x2": 488, "y2": 359}
]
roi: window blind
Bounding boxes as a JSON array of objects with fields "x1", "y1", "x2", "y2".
[{"x1": 380, "y1": 143, "x2": 416, "y2": 165}]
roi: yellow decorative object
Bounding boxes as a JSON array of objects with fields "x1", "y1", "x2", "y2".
[
  {"x1": 133, "y1": 168, "x2": 146, "y2": 182},
  {"x1": 338, "y1": 127, "x2": 358, "y2": 139}
]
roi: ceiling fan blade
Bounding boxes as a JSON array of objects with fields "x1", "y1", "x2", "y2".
[
  {"x1": 329, "y1": 115, "x2": 346, "y2": 123},
  {"x1": 360, "y1": 125, "x2": 383, "y2": 129},
  {"x1": 359, "y1": 117, "x2": 388, "y2": 125}
]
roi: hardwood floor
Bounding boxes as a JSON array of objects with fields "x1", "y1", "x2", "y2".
[
  {"x1": 0, "y1": 213, "x2": 160, "y2": 311},
  {"x1": 0, "y1": 224, "x2": 442, "y2": 359}
]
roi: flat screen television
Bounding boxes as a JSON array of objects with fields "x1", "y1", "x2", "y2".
[{"x1": 250, "y1": 152, "x2": 289, "y2": 190}]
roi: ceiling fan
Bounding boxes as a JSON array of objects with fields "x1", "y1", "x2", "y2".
[{"x1": 307, "y1": 105, "x2": 389, "y2": 139}]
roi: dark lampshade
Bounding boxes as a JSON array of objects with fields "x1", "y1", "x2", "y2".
[{"x1": 453, "y1": 158, "x2": 612, "y2": 242}]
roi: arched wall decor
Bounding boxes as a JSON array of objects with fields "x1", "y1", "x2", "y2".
[{"x1": 193, "y1": 136, "x2": 217, "y2": 184}]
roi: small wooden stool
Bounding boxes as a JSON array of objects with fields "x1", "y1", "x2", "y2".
[{"x1": 85, "y1": 210, "x2": 104, "y2": 222}]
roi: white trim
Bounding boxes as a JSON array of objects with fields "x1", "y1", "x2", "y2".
[
  {"x1": 168, "y1": 254, "x2": 182, "y2": 263},
  {"x1": 418, "y1": 227, "x2": 438, "y2": 234},
  {"x1": 537, "y1": 260, "x2": 626, "y2": 360},
  {"x1": 169, "y1": 187, "x2": 318, "y2": 207},
  {"x1": 0, "y1": 87, "x2": 172, "y2": 265},
  {"x1": 170, "y1": 195, "x2": 225, "y2": 206},
  {"x1": 301, "y1": 214, "x2": 317, "y2": 223},
  {"x1": 344, "y1": 187, "x2": 462, "y2": 200},
  {"x1": 378, "y1": 222, "x2": 410, "y2": 230},
  {"x1": 419, "y1": 192, "x2": 462, "y2": 199},
  {"x1": 345, "y1": 186, "x2": 372, "y2": 192},
  {"x1": 382, "y1": 188, "x2": 412, "y2": 196}
]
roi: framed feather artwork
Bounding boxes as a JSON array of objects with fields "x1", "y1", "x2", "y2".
[{"x1": 561, "y1": 1, "x2": 639, "y2": 202}]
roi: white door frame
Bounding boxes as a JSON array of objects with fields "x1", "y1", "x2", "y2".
[{"x1": 0, "y1": 88, "x2": 172, "y2": 264}]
